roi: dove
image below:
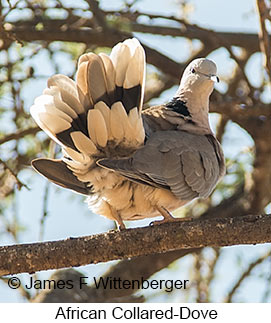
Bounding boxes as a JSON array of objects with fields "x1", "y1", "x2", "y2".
[{"x1": 30, "y1": 38, "x2": 225, "y2": 229}]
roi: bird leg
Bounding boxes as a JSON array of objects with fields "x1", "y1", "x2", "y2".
[
  {"x1": 151, "y1": 206, "x2": 193, "y2": 225},
  {"x1": 112, "y1": 209, "x2": 126, "y2": 230},
  {"x1": 106, "y1": 202, "x2": 126, "y2": 230}
]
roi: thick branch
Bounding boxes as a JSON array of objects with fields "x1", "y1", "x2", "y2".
[
  {"x1": 0, "y1": 29, "x2": 183, "y2": 79},
  {"x1": 3, "y1": 17, "x2": 259, "y2": 53},
  {"x1": 1, "y1": 214, "x2": 271, "y2": 276},
  {"x1": 131, "y1": 23, "x2": 259, "y2": 53}
]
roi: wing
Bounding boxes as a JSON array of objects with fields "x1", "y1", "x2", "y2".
[{"x1": 98, "y1": 130, "x2": 224, "y2": 201}]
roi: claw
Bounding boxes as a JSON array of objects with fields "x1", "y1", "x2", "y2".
[
  {"x1": 116, "y1": 220, "x2": 126, "y2": 230},
  {"x1": 150, "y1": 206, "x2": 193, "y2": 225}
]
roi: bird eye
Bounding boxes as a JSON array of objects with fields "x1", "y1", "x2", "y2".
[{"x1": 191, "y1": 68, "x2": 196, "y2": 74}]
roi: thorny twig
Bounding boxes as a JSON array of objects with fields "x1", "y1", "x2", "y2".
[
  {"x1": 225, "y1": 250, "x2": 271, "y2": 302},
  {"x1": 0, "y1": 158, "x2": 29, "y2": 191}
]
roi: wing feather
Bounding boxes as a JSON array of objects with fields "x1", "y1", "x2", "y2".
[{"x1": 98, "y1": 131, "x2": 222, "y2": 200}]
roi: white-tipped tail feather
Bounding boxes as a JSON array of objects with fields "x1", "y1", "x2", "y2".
[
  {"x1": 31, "y1": 39, "x2": 225, "y2": 229},
  {"x1": 31, "y1": 38, "x2": 146, "y2": 202},
  {"x1": 31, "y1": 38, "x2": 145, "y2": 159}
]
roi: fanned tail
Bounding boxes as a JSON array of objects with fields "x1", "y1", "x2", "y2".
[{"x1": 30, "y1": 38, "x2": 146, "y2": 192}]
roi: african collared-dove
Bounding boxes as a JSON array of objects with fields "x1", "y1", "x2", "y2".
[{"x1": 30, "y1": 38, "x2": 225, "y2": 229}]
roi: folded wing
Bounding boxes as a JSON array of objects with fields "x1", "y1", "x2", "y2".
[{"x1": 98, "y1": 131, "x2": 225, "y2": 200}]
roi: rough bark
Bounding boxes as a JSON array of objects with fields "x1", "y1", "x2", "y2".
[{"x1": 1, "y1": 214, "x2": 271, "y2": 276}]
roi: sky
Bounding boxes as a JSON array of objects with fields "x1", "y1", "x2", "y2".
[{"x1": 1, "y1": 0, "x2": 270, "y2": 303}]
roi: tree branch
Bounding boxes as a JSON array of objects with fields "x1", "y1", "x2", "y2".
[
  {"x1": 105, "y1": 9, "x2": 259, "y2": 53},
  {"x1": 1, "y1": 214, "x2": 271, "y2": 276},
  {"x1": 225, "y1": 250, "x2": 271, "y2": 302},
  {"x1": 256, "y1": 0, "x2": 271, "y2": 80},
  {"x1": 86, "y1": 0, "x2": 108, "y2": 30},
  {"x1": 0, "y1": 126, "x2": 40, "y2": 145},
  {"x1": 0, "y1": 28, "x2": 183, "y2": 79}
]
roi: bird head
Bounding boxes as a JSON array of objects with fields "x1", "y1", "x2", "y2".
[
  {"x1": 173, "y1": 58, "x2": 219, "y2": 134},
  {"x1": 179, "y1": 58, "x2": 219, "y2": 97}
]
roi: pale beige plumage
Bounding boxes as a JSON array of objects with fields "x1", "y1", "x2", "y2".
[{"x1": 30, "y1": 38, "x2": 225, "y2": 229}]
